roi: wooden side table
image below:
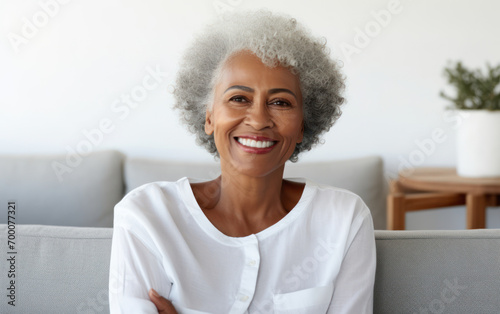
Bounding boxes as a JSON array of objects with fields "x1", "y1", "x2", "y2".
[{"x1": 387, "y1": 168, "x2": 500, "y2": 230}]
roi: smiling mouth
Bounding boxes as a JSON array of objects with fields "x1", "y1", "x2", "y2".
[{"x1": 235, "y1": 137, "x2": 277, "y2": 149}]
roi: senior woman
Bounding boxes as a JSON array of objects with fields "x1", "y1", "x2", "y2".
[{"x1": 109, "y1": 10, "x2": 376, "y2": 314}]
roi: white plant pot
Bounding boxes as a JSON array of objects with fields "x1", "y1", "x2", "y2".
[{"x1": 456, "y1": 110, "x2": 500, "y2": 177}]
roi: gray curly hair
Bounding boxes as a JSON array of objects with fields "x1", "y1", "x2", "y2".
[{"x1": 174, "y1": 10, "x2": 345, "y2": 162}]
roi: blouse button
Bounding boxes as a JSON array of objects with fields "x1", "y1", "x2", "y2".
[
  {"x1": 240, "y1": 295, "x2": 249, "y2": 302},
  {"x1": 248, "y1": 260, "x2": 257, "y2": 266}
]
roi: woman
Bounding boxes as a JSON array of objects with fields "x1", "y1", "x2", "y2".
[{"x1": 109, "y1": 10, "x2": 376, "y2": 314}]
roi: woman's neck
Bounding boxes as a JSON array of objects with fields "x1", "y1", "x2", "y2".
[
  {"x1": 190, "y1": 161, "x2": 304, "y2": 237},
  {"x1": 217, "y1": 165, "x2": 287, "y2": 222}
]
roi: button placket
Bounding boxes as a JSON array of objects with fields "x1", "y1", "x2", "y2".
[{"x1": 228, "y1": 235, "x2": 260, "y2": 314}]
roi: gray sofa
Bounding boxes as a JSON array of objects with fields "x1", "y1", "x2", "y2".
[
  {"x1": 0, "y1": 150, "x2": 387, "y2": 229},
  {"x1": 1, "y1": 225, "x2": 499, "y2": 313},
  {"x1": 1, "y1": 151, "x2": 499, "y2": 313}
]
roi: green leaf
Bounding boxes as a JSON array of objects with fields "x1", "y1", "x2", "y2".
[{"x1": 440, "y1": 61, "x2": 500, "y2": 110}]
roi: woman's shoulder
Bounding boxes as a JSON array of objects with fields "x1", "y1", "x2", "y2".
[
  {"x1": 113, "y1": 178, "x2": 189, "y2": 224},
  {"x1": 307, "y1": 179, "x2": 364, "y2": 199},
  {"x1": 304, "y1": 178, "x2": 372, "y2": 221},
  {"x1": 121, "y1": 180, "x2": 180, "y2": 203}
]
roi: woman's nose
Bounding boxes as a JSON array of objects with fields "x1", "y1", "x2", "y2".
[{"x1": 245, "y1": 99, "x2": 273, "y2": 130}]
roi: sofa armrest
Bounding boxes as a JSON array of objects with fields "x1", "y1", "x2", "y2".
[
  {"x1": 0, "y1": 224, "x2": 113, "y2": 313},
  {"x1": 374, "y1": 229, "x2": 500, "y2": 313}
]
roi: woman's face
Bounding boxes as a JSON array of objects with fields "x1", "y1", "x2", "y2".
[{"x1": 205, "y1": 51, "x2": 304, "y2": 177}]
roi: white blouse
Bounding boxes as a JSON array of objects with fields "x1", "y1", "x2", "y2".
[{"x1": 109, "y1": 177, "x2": 376, "y2": 314}]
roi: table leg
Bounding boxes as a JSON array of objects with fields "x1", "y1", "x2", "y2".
[
  {"x1": 387, "y1": 193, "x2": 405, "y2": 230},
  {"x1": 466, "y1": 193, "x2": 486, "y2": 229}
]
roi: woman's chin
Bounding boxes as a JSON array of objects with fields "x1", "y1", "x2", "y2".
[{"x1": 220, "y1": 156, "x2": 287, "y2": 179}]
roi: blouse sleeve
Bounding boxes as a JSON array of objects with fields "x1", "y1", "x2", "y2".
[
  {"x1": 109, "y1": 225, "x2": 172, "y2": 314},
  {"x1": 327, "y1": 210, "x2": 376, "y2": 314}
]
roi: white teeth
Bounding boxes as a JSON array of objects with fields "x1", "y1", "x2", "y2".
[{"x1": 237, "y1": 138, "x2": 275, "y2": 148}]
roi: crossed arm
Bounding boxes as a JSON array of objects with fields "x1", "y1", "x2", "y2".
[{"x1": 148, "y1": 289, "x2": 178, "y2": 314}]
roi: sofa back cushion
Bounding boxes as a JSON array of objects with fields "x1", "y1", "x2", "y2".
[
  {"x1": 0, "y1": 150, "x2": 124, "y2": 227},
  {"x1": 124, "y1": 158, "x2": 221, "y2": 193},
  {"x1": 125, "y1": 155, "x2": 387, "y2": 229},
  {"x1": 284, "y1": 155, "x2": 386, "y2": 230}
]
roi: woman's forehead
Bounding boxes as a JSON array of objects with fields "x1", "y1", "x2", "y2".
[{"x1": 216, "y1": 51, "x2": 301, "y2": 93}]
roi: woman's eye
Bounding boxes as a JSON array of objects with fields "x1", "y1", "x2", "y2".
[
  {"x1": 270, "y1": 99, "x2": 292, "y2": 107},
  {"x1": 229, "y1": 96, "x2": 247, "y2": 103}
]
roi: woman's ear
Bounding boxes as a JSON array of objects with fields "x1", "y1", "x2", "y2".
[
  {"x1": 297, "y1": 120, "x2": 304, "y2": 143},
  {"x1": 205, "y1": 108, "x2": 214, "y2": 135}
]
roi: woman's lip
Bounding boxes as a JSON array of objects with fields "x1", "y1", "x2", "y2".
[
  {"x1": 234, "y1": 137, "x2": 277, "y2": 154},
  {"x1": 235, "y1": 135, "x2": 277, "y2": 142}
]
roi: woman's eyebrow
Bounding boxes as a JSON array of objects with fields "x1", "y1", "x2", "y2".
[
  {"x1": 224, "y1": 85, "x2": 297, "y2": 100},
  {"x1": 269, "y1": 88, "x2": 297, "y2": 100},
  {"x1": 224, "y1": 85, "x2": 254, "y2": 93}
]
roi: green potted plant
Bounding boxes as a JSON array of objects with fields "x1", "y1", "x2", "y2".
[{"x1": 440, "y1": 61, "x2": 500, "y2": 177}]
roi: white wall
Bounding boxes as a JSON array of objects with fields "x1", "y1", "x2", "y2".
[{"x1": 1, "y1": 0, "x2": 499, "y2": 229}]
